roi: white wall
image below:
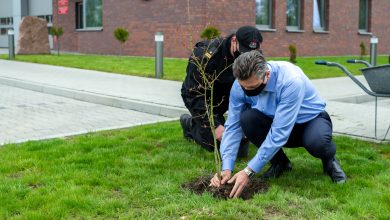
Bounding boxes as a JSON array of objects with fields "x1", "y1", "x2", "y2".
[
  {"x1": 28, "y1": 0, "x2": 52, "y2": 16},
  {"x1": 0, "y1": 0, "x2": 12, "y2": 47},
  {"x1": 0, "y1": 0, "x2": 13, "y2": 17},
  {"x1": 0, "y1": 36, "x2": 8, "y2": 47}
]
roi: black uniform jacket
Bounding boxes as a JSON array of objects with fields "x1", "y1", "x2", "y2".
[{"x1": 181, "y1": 35, "x2": 235, "y2": 127}]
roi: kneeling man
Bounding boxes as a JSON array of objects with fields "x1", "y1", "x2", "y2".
[{"x1": 210, "y1": 50, "x2": 346, "y2": 198}]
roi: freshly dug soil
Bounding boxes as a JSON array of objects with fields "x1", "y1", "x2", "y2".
[{"x1": 182, "y1": 175, "x2": 269, "y2": 200}]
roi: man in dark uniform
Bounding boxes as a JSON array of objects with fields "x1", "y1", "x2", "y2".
[{"x1": 180, "y1": 26, "x2": 263, "y2": 156}]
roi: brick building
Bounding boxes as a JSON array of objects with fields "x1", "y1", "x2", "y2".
[{"x1": 53, "y1": 0, "x2": 390, "y2": 58}]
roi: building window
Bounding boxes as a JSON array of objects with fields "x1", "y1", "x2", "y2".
[
  {"x1": 0, "y1": 17, "x2": 13, "y2": 35},
  {"x1": 0, "y1": 17, "x2": 13, "y2": 26},
  {"x1": 359, "y1": 0, "x2": 370, "y2": 32},
  {"x1": 286, "y1": 0, "x2": 302, "y2": 30},
  {"x1": 0, "y1": 18, "x2": 7, "y2": 25},
  {"x1": 313, "y1": 0, "x2": 327, "y2": 31},
  {"x1": 37, "y1": 15, "x2": 53, "y2": 24},
  {"x1": 75, "y1": 0, "x2": 102, "y2": 30},
  {"x1": 76, "y1": 2, "x2": 83, "y2": 29},
  {"x1": 256, "y1": 0, "x2": 273, "y2": 29},
  {"x1": 85, "y1": 0, "x2": 102, "y2": 28},
  {"x1": 0, "y1": 28, "x2": 7, "y2": 35}
]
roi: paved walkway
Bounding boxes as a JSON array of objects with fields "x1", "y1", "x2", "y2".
[
  {"x1": 0, "y1": 59, "x2": 389, "y2": 144},
  {"x1": 0, "y1": 60, "x2": 185, "y2": 117},
  {"x1": 0, "y1": 84, "x2": 170, "y2": 145}
]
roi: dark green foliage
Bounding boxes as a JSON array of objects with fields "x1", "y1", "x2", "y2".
[
  {"x1": 49, "y1": 26, "x2": 64, "y2": 56},
  {"x1": 289, "y1": 44, "x2": 297, "y2": 63},
  {"x1": 360, "y1": 41, "x2": 367, "y2": 60},
  {"x1": 114, "y1": 28, "x2": 130, "y2": 56},
  {"x1": 114, "y1": 28, "x2": 129, "y2": 43},
  {"x1": 49, "y1": 26, "x2": 64, "y2": 37},
  {"x1": 200, "y1": 26, "x2": 221, "y2": 40}
]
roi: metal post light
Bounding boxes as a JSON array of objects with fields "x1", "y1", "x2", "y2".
[
  {"x1": 155, "y1": 32, "x2": 164, "y2": 79},
  {"x1": 370, "y1": 35, "x2": 378, "y2": 66},
  {"x1": 8, "y1": 29, "x2": 15, "y2": 60}
]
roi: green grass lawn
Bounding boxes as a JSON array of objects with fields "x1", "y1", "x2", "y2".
[
  {"x1": 0, "y1": 121, "x2": 389, "y2": 219},
  {"x1": 0, "y1": 53, "x2": 388, "y2": 81}
]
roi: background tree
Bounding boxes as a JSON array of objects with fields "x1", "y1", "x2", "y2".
[
  {"x1": 288, "y1": 44, "x2": 297, "y2": 63},
  {"x1": 360, "y1": 41, "x2": 367, "y2": 60},
  {"x1": 49, "y1": 26, "x2": 63, "y2": 56},
  {"x1": 190, "y1": 40, "x2": 228, "y2": 181},
  {"x1": 114, "y1": 28, "x2": 129, "y2": 56},
  {"x1": 200, "y1": 26, "x2": 221, "y2": 40}
]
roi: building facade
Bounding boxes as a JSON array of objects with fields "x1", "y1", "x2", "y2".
[
  {"x1": 54, "y1": 0, "x2": 390, "y2": 57},
  {"x1": 0, "y1": 0, "x2": 53, "y2": 48}
]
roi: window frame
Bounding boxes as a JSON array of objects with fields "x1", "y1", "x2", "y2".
[
  {"x1": 75, "y1": 1, "x2": 84, "y2": 30},
  {"x1": 286, "y1": 0, "x2": 302, "y2": 31},
  {"x1": 0, "y1": 28, "x2": 7, "y2": 36},
  {"x1": 255, "y1": 0, "x2": 275, "y2": 31},
  {"x1": 75, "y1": 0, "x2": 103, "y2": 31},
  {"x1": 358, "y1": 0, "x2": 370, "y2": 33},
  {"x1": 0, "y1": 17, "x2": 13, "y2": 35},
  {"x1": 313, "y1": 0, "x2": 328, "y2": 32}
]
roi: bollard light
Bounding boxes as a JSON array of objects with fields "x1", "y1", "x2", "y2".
[
  {"x1": 370, "y1": 35, "x2": 378, "y2": 66},
  {"x1": 8, "y1": 29, "x2": 15, "y2": 60},
  {"x1": 155, "y1": 32, "x2": 164, "y2": 79}
]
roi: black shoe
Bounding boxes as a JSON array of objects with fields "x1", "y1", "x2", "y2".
[
  {"x1": 237, "y1": 138, "x2": 249, "y2": 158},
  {"x1": 322, "y1": 157, "x2": 347, "y2": 184},
  {"x1": 261, "y1": 161, "x2": 292, "y2": 179},
  {"x1": 180, "y1": 114, "x2": 193, "y2": 140}
]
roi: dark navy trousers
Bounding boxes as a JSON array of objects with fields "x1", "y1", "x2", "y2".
[{"x1": 240, "y1": 109, "x2": 336, "y2": 165}]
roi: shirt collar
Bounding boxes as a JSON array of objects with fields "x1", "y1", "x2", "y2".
[{"x1": 264, "y1": 63, "x2": 276, "y2": 92}]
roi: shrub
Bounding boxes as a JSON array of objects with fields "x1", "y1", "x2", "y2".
[
  {"x1": 114, "y1": 28, "x2": 130, "y2": 56},
  {"x1": 200, "y1": 26, "x2": 221, "y2": 40},
  {"x1": 360, "y1": 41, "x2": 367, "y2": 60},
  {"x1": 49, "y1": 26, "x2": 64, "y2": 56},
  {"x1": 288, "y1": 44, "x2": 297, "y2": 63}
]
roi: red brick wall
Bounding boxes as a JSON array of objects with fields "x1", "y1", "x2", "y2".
[{"x1": 54, "y1": 0, "x2": 390, "y2": 58}]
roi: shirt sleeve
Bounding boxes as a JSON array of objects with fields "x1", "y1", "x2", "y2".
[
  {"x1": 247, "y1": 77, "x2": 306, "y2": 173},
  {"x1": 220, "y1": 82, "x2": 246, "y2": 172}
]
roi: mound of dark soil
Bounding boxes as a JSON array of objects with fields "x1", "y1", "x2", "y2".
[{"x1": 182, "y1": 175, "x2": 269, "y2": 200}]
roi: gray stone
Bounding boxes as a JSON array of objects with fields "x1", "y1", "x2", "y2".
[{"x1": 16, "y1": 16, "x2": 50, "y2": 55}]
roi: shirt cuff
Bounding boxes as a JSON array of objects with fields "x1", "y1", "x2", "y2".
[
  {"x1": 222, "y1": 159, "x2": 235, "y2": 171},
  {"x1": 247, "y1": 157, "x2": 267, "y2": 173}
]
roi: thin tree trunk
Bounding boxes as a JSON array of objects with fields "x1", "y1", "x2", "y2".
[{"x1": 57, "y1": 38, "x2": 60, "y2": 56}]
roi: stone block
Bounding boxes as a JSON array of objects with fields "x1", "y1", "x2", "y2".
[{"x1": 16, "y1": 16, "x2": 50, "y2": 55}]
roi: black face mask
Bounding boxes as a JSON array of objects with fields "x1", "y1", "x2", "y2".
[{"x1": 241, "y1": 83, "x2": 266, "y2": 97}]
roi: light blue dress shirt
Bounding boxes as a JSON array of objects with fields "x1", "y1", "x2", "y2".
[{"x1": 220, "y1": 61, "x2": 326, "y2": 173}]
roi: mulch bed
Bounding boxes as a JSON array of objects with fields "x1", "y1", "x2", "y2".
[{"x1": 182, "y1": 175, "x2": 269, "y2": 200}]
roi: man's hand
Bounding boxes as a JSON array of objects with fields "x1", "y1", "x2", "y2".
[
  {"x1": 228, "y1": 169, "x2": 251, "y2": 198},
  {"x1": 210, "y1": 170, "x2": 231, "y2": 187},
  {"x1": 215, "y1": 125, "x2": 225, "y2": 141}
]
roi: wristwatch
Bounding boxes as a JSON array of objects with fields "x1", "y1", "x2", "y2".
[{"x1": 244, "y1": 167, "x2": 255, "y2": 178}]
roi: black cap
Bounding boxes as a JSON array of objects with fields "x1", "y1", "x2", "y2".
[{"x1": 236, "y1": 26, "x2": 263, "y2": 53}]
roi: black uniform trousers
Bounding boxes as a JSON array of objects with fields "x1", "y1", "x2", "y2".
[
  {"x1": 240, "y1": 109, "x2": 336, "y2": 165},
  {"x1": 187, "y1": 107, "x2": 225, "y2": 152}
]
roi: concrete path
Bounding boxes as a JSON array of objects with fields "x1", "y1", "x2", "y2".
[
  {"x1": 312, "y1": 76, "x2": 390, "y2": 141},
  {"x1": 0, "y1": 84, "x2": 170, "y2": 145},
  {"x1": 0, "y1": 60, "x2": 185, "y2": 118},
  {"x1": 0, "y1": 59, "x2": 389, "y2": 143}
]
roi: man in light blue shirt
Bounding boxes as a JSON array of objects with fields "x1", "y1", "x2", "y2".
[{"x1": 210, "y1": 50, "x2": 346, "y2": 198}]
